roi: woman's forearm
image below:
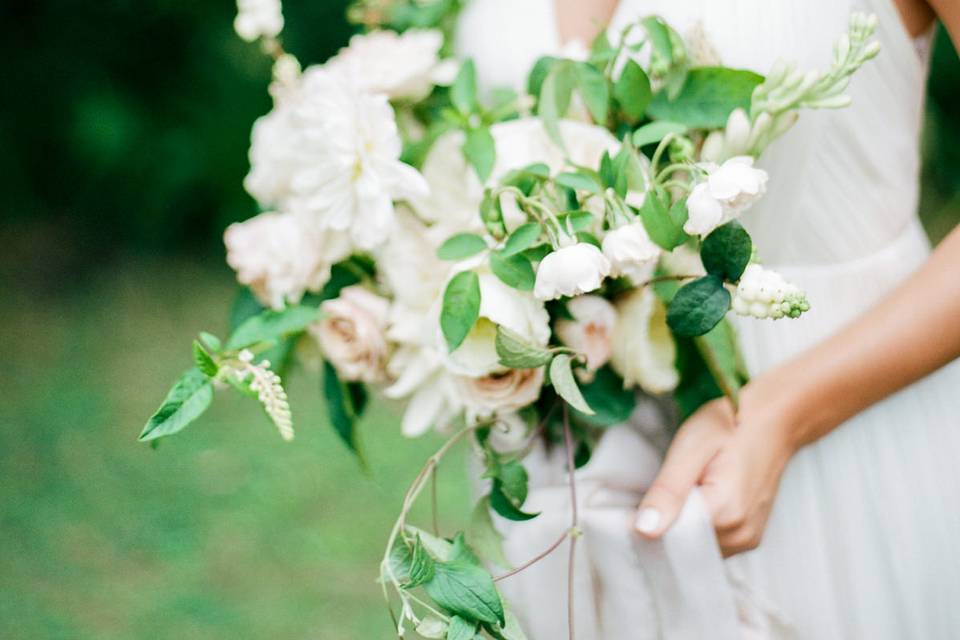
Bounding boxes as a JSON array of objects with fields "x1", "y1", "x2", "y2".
[{"x1": 751, "y1": 225, "x2": 960, "y2": 450}]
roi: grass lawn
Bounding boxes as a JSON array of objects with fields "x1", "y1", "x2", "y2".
[{"x1": 0, "y1": 258, "x2": 470, "y2": 639}]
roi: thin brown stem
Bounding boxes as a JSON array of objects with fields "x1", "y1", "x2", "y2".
[
  {"x1": 562, "y1": 405, "x2": 579, "y2": 640},
  {"x1": 430, "y1": 465, "x2": 440, "y2": 536},
  {"x1": 492, "y1": 529, "x2": 570, "y2": 582}
]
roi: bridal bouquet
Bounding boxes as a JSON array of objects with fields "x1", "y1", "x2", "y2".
[{"x1": 140, "y1": 1, "x2": 878, "y2": 637}]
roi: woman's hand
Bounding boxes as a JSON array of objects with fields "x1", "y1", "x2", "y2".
[{"x1": 633, "y1": 387, "x2": 797, "y2": 557}]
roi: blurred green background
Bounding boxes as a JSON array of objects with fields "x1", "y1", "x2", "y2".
[{"x1": 1, "y1": 2, "x2": 959, "y2": 638}]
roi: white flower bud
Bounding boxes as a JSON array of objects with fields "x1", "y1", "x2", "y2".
[
  {"x1": 533, "y1": 241, "x2": 611, "y2": 301},
  {"x1": 601, "y1": 222, "x2": 661, "y2": 282},
  {"x1": 733, "y1": 264, "x2": 810, "y2": 320},
  {"x1": 234, "y1": 0, "x2": 283, "y2": 42},
  {"x1": 683, "y1": 156, "x2": 768, "y2": 236}
]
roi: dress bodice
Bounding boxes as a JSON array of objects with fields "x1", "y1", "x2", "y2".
[{"x1": 455, "y1": 0, "x2": 932, "y2": 269}]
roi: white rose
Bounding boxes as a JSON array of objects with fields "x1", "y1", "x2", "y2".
[
  {"x1": 244, "y1": 67, "x2": 429, "y2": 250},
  {"x1": 534, "y1": 240, "x2": 611, "y2": 301},
  {"x1": 312, "y1": 286, "x2": 391, "y2": 383},
  {"x1": 224, "y1": 211, "x2": 350, "y2": 310},
  {"x1": 610, "y1": 288, "x2": 679, "y2": 394},
  {"x1": 446, "y1": 267, "x2": 551, "y2": 377},
  {"x1": 234, "y1": 0, "x2": 283, "y2": 42},
  {"x1": 601, "y1": 222, "x2": 661, "y2": 283},
  {"x1": 554, "y1": 295, "x2": 618, "y2": 371},
  {"x1": 487, "y1": 412, "x2": 532, "y2": 454},
  {"x1": 683, "y1": 156, "x2": 768, "y2": 236},
  {"x1": 732, "y1": 264, "x2": 810, "y2": 320},
  {"x1": 455, "y1": 367, "x2": 545, "y2": 419},
  {"x1": 325, "y1": 29, "x2": 456, "y2": 101}
]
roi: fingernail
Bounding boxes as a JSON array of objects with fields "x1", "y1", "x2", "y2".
[{"x1": 635, "y1": 507, "x2": 661, "y2": 535}]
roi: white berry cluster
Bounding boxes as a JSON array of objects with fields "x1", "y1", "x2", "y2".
[{"x1": 732, "y1": 264, "x2": 810, "y2": 320}]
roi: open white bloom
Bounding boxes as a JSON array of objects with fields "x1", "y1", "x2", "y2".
[
  {"x1": 447, "y1": 268, "x2": 551, "y2": 377},
  {"x1": 244, "y1": 68, "x2": 429, "y2": 250},
  {"x1": 326, "y1": 29, "x2": 456, "y2": 101},
  {"x1": 455, "y1": 367, "x2": 545, "y2": 419},
  {"x1": 224, "y1": 211, "x2": 350, "y2": 310},
  {"x1": 732, "y1": 264, "x2": 810, "y2": 320},
  {"x1": 312, "y1": 286, "x2": 391, "y2": 383},
  {"x1": 601, "y1": 222, "x2": 661, "y2": 283},
  {"x1": 234, "y1": 0, "x2": 283, "y2": 42},
  {"x1": 534, "y1": 239, "x2": 611, "y2": 301},
  {"x1": 555, "y1": 295, "x2": 618, "y2": 371},
  {"x1": 611, "y1": 288, "x2": 679, "y2": 394},
  {"x1": 684, "y1": 156, "x2": 768, "y2": 236}
]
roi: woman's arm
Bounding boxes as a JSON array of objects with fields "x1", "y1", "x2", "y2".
[
  {"x1": 553, "y1": 0, "x2": 619, "y2": 46},
  {"x1": 633, "y1": 0, "x2": 960, "y2": 552}
]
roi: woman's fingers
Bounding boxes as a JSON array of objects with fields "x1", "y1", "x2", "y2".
[{"x1": 634, "y1": 402, "x2": 732, "y2": 539}]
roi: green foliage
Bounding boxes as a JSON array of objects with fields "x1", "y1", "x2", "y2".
[
  {"x1": 489, "y1": 251, "x2": 535, "y2": 291},
  {"x1": 139, "y1": 368, "x2": 213, "y2": 442},
  {"x1": 225, "y1": 305, "x2": 320, "y2": 351},
  {"x1": 555, "y1": 171, "x2": 603, "y2": 195},
  {"x1": 548, "y1": 355, "x2": 594, "y2": 415},
  {"x1": 501, "y1": 223, "x2": 542, "y2": 257},
  {"x1": 424, "y1": 559, "x2": 505, "y2": 626},
  {"x1": 574, "y1": 62, "x2": 610, "y2": 124},
  {"x1": 192, "y1": 340, "x2": 219, "y2": 377},
  {"x1": 537, "y1": 60, "x2": 577, "y2": 148},
  {"x1": 614, "y1": 60, "x2": 652, "y2": 121},
  {"x1": 403, "y1": 537, "x2": 436, "y2": 588},
  {"x1": 639, "y1": 188, "x2": 688, "y2": 250},
  {"x1": 666, "y1": 275, "x2": 732, "y2": 337},
  {"x1": 464, "y1": 126, "x2": 496, "y2": 182},
  {"x1": 647, "y1": 67, "x2": 764, "y2": 128},
  {"x1": 322, "y1": 361, "x2": 367, "y2": 460},
  {"x1": 701, "y1": 221, "x2": 753, "y2": 281},
  {"x1": 495, "y1": 326, "x2": 553, "y2": 369},
  {"x1": 447, "y1": 615, "x2": 479, "y2": 640},
  {"x1": 632, "y1": 121, "x2": 688, "y2": 147},
  {"x1": 441, "y1": 271, "x2": 482, "y2": 352},
  {"x1": 438, "y1": 233, "x2": 488, "y2": 260},
  {"x1": 452, "y1": 59, "x2": 479, "y2": 115},
  {"x1": 574, "y1": 367, "x2": 637, "y2": 427}
]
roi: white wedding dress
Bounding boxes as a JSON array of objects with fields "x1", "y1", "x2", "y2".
[{"x1": 455, "y1": 0, "x2": 960, "y2": 638}]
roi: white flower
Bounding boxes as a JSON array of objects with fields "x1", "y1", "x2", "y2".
[
  {"x1": 311, "y1": 286, "x2": 391, "y2": 383},
  {"x1": 411, "y1": 118, "x2": 619, "y2": 235},
  {"x1": 326, "y1": 30, "x2": 456, "y2": 101},
  {"x1": 455, "y1": 367, "x2": 545, "y2": 419},
  {"x1": 732, "y1": 264, "x2": 810, "y2": 320},
  {"x1": 446, "y1": 268, "x2": 551, "y2": 377},
  {"x1": 610, "y1": 288, "x2": 679, "y2": 394},
  {"x1": 244, "y1": 68, "x2": 429, "y2": 250},
  {"x1": 601, "y1": 222, "x2": 661, "y2": 283},
  {"x1": 534, "y1": 240, "x2": 611, "y2": 301},
  {"x1": 224, "y1": 211, "x2": 350, "y2": 310},
  {"x1": 684, "y1": 156, "x2": 768, "y2": 236},
  {"x1": 554, "y1": 295, "x2": 618, "y2": 371},
  {"x1": 487, "y1": 413, "x2": 531, "y2": 454},
  {"x1": 234, "y1": 0, "x2": 283, "y2": 42}
]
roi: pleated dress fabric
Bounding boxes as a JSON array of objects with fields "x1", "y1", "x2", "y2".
[{"x1": 455, "y1": 1, "x2": 960, "y2": 637}]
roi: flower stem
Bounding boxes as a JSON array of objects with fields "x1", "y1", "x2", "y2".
[{"x1": 562, "y1": 404, "x2": 579, "y2": 640}]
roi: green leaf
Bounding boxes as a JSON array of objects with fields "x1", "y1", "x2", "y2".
[
  {"x1": 495, "y1": 325, "x2": 552, "y2": 369},
  {"x1": 407, "y1": 526, "x2": 455, "y2": 561},
  {"x1": 447, "y1": 615, "x2": 478, "y2": 640},
  {"x1": 322, "y1": 361, "x2": 366, "y2": 460},
  {"x1": 556, "y1": 210, "x2": 596, "y2": 233},
  {"x1": 694, "y1": 319, "x2": 748, "y2": 405},
  {"x1": 574, "y1": 366, "x2": 637, "y2": 427},
  {"x1": 500, "y1": 608, "x2": 530, "y2": 640},
  {"x1": 139, "y1": 368, "x2": 213, "y2": 442},
  {"x1": 489, "y1": 483, "x2": 539, "y2": 521},
  {"x1": 638, "y1": 188, "x2": 686, "y2": 250},
  {"x1": 226, "y1": 305, "x2": 319, "y2": 350},
  {"x1": 646, "y1": 67, "x2": 764, "y2": 129},
  {"x1": 555, "y1": 171, "x2": 603, "y2": 195},
  {"x1": 495, "y1": 460, "x2": 529, "y2": 506},
  {"x1": 452, "y1": 59, "x2": 478, "y2": 115},
  {"x1": 501, "y1": 223, "x2": 542, "y2": 257},
  {"x1": 700, "y1": 221, "x2": 753, "y2": 281},
  {"x1": 575, "y1": 62, "x2": 609, "y2": 124},
  {"x1": 192, "y1": 340, "x2": 218, "y2": 377},
  {"x1": 527, "y1": 56, "x2": 559, "y2": 98},
  {"x1": 466, "y1": 498, "x2": 510, "y2": 569},
  {"x1": 538, "y1": 62, "x2": 576, "y2": 149},
  {"x1": 632, "y1": 121, "x2": 688, "y2": 147},
  {"x1": 424, "y1": 560, "x2": 505, "y2": 626},
  {"x1": 441, "y1": 271, "x2": 482, "y2": 352},
  {"x1": 198, "y1": 331, "x2": 222, "y2": 353},
  {"x1": 641, "y1": 16, "x2": 675, "y2": 63},
  {"x1": 666, "y1": 275, "x2": 732, "y2": 337},
  {"x1": 389, "y1": 540, "x2": 413, "y2": 584},
  {"x1": 549, "y1": 354, "x2": 594, "y2": 415},
  {"x1": 404, "y1": 536, "x2": 436, "y2": 589},
  {"x1": 464, "y1": 127, "x2": 496, "y2": 182},
  {"x1": 614, "y1": 60, "x2": 652, "y2": 121},
  {"x1": 449, "y1": 533, "x2": 482, "y2": 567},
  {"x1": 438, "y1": 233, "x2": 488, "y2": 261},
  {"x1": 489, "y1": 252, "x2": 535, "y2": 291}
]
